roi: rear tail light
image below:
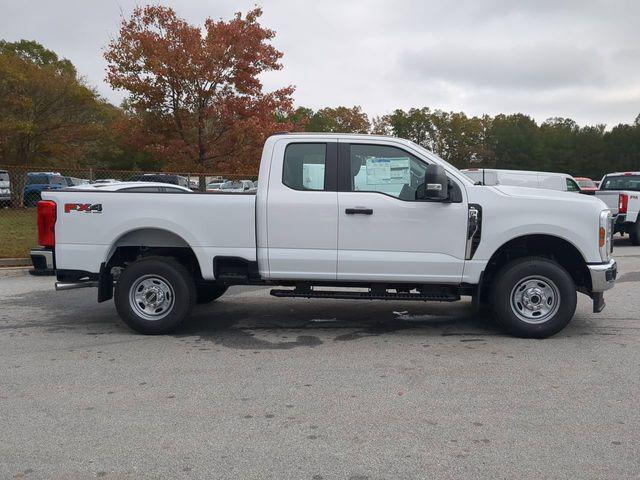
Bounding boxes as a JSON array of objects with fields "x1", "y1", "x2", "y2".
[
  {"x1": 618, "y1": 194, "x2": 628, "y2": 214},
  {"x1": 37, "y1": 200, "x2": 57, "y2": 247}
]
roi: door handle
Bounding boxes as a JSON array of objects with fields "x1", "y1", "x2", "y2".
[{"x1": 345, "y1": 208, "x2": 373, "y2": 215}]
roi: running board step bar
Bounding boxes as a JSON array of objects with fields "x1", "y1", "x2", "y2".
[{"x1": 270, "y1": 288, "x2": 460, "y2": 302}]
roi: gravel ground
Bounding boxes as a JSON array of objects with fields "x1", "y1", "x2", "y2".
[{"x1": 1, "y1": 238, "x2": 639, "y2": 479}]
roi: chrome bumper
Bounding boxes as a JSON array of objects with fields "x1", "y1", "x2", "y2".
[{"x1": 588, "y1": 259, "x2": 617, "y2": 293}]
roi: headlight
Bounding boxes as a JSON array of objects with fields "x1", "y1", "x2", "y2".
[{"x1": 599, "y1": 210, "x2": 612, "y2": 261}]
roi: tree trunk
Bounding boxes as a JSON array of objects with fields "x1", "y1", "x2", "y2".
[{"x1": 9, "y1": 166, "x2": 26, "y2": 209}]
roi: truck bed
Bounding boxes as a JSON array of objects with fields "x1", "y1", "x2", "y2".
[
  {"x1": 43, "y1": 190, "x2": 257, "y2": 279},
  {"x1": 595, "y1": 190, "x2": 620, "y2": 214}
]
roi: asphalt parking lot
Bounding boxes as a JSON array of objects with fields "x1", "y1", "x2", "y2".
[{"x1": 1, "y1": 239, "x2": 639, "y2": 479}]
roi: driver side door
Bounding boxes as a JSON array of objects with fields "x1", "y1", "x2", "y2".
[{"x1": 336, "y1": 141, "x2": 468, "y2": 283}]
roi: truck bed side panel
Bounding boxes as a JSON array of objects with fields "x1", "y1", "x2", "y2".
[{"x1": 45, "y1": 191, "x2": 256, "y2": 279}]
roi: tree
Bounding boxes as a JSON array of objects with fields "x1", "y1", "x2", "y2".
[
  {"x1": 304, "y1": 106, "x2": 371, "y2": 133},
  {"x1": 0, "y1": 40, "x2": 108, "y2": 206},
  {"x1": 105, "y1": 6, "x2": 295, "y2": 177},
  {"x1": 487, "y1": 114, "x2": 540, "y2": 170}
]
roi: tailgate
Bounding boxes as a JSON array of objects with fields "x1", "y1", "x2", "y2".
[{"x1": 595, "y1": 191, "x2": 619, "y2": 214}]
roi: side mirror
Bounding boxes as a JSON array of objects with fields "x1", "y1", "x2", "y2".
[{"x1": 417, "y1": 164, "x2": 449, "y2": 201}]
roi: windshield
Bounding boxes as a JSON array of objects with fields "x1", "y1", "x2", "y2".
[
  {"x1": 576, "y1": 179, "x2": 596, "y2": 188},
  {"x1": 600, "y1": 175, "x2": 640, "y2": 192},
  {"x1": 0, "y1": 171, "x2": 9, "y2": 182}
]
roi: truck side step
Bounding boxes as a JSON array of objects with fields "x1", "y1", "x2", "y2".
[{"x1": 270, "y1": 287, "x2": 460, "y2": 302}]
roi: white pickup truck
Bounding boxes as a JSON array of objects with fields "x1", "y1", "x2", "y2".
[
  {"x1": 30, "y1": 133, "x2": 617, "y2": 338},
  {"x1": 596, "y1": 172, "x2": 640, "y2": 244}
]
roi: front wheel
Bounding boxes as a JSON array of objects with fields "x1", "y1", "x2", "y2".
[
  {"x1": 114, "y1": 256, "x2": 196, "y2": 334},
  {"x1": 491, "y1": 257, "x2": 577, "y2": 338}
]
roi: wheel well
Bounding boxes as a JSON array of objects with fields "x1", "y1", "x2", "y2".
[
  {"x1": 480, "y1": 234, "x2": 591, "y2": 302},
  {"x1": 104, "y1": 229, "x2": 203, "y2": 284}
]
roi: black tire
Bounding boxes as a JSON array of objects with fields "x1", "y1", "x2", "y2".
[
  {"x1": 114, "y1": 256, "x2": 196, "y2": 334},
  {"x1": 196, "y1": 284, "x2": 229, "y2": 304},
  {"x1": 490, "y1": 257, "x2": 577, "y2": 339},
  {"x1": 630, "y1": 221, "x2": 640, "y2": 245}
]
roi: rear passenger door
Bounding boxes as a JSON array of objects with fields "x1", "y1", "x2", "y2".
[{"x1": 266, "y1": 140, "x2": 338, "y2": 280}]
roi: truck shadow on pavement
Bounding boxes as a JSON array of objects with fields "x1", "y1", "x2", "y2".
[{"x1": 178, "y1": 296, "x2": 503, "y2": 350}]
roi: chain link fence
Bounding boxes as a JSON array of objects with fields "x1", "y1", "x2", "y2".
[{"x1": 0, "y1": 165, "x2": 258, "y2": 259}]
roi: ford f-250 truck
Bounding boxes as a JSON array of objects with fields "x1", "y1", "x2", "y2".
[
  {"x1": 30, "y1": 134, "x2": 617, "y2": 338},
  {"x1": 596, "y1": 172, "x2": 640, "y2": 244}
]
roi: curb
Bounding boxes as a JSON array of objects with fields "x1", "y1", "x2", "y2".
[
  {"x1": 0, "y1": 258, "x2": 31, "y2": 267},
  {"x1": 0, "y1": 266, "x2": 31, "y2": 278}
]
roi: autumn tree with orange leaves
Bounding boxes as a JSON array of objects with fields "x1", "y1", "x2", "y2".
[{"x1": 105, "y1": 6, "x2": 295, "y2": 175}]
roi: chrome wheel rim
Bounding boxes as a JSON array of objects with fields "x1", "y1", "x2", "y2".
[
  {"x1": 510, "y1": 275, "x2": 560, "y2": 324},
  {"x1": 129, "y1": 275, "x2": 175, "y2": 321}
]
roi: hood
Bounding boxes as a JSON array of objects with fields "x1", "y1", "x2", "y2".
[
  {"x1": 0, "y1": 180, "x2": 9, "y2": 189},
  {"x1": 493, "y1": 185, "x2": 608, "y2": 209}
]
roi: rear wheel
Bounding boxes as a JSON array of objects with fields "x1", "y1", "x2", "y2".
[
  {"x1": 491, "y1": 257, "x2": 577, "y2": 338},
  {"x1": 114, "y1": 257, "x2": 195, "y2": 334},
  {"x1": 196, "y1": 285, "x2": 228, "y2": 304}
]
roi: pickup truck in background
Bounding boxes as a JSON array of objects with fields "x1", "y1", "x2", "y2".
[
  {"x1": 24, "y1": 172, "x2": 68, "y2": 207},
  {"x1": 30, "y1": 133, "x2": 617, "y2": 339},
  {"x1": 596, "y1": 172, "x2": 640, "y2": 244}
]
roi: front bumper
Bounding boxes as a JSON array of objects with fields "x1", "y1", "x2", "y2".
[
  {"x1": 588, "y1": 259, "x2": 617, "y2": 313},
  {"x1": 588, "y1": 259, "x2": 617, "y2": 292}
]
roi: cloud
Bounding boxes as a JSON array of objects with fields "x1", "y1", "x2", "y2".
[
  {"x1": 0, "y1": 0, "x2": 639, "y2": 126},
  {"x1": 401, "y1": 44, "x2": 607, "y2": 90}
]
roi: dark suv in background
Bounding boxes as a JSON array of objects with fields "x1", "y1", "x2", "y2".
[{"x1": 24, "y1": 172, "x2": 67, "y2": 206}]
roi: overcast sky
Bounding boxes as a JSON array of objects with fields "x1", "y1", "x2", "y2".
[{"x1": 2, "y1": 0, "x2": 639, "y2": 127}]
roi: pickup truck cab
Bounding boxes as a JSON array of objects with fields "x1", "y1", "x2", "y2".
[
  {"x1": 596, "y1": 172, "x2": 640, "y2": 243},
  {"x1": 30, "y1": 134, "x2": 617, "y2": 338}
]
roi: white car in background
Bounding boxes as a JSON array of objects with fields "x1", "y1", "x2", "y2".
[
  {"x1": 218, "y1": 180, "x2": 256, "y2": 192},
  {"x1": 70, "y1": 181, "x2": 192, "y2": 193},
  {"x1": 462, "y1": 168, "x2": 583, "y2": 193},
  {"x1": 0, "y1": 169, "x2": 10, "y2": 206}
]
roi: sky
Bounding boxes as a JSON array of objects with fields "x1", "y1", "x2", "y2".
[{"x1": 1, "y1": 0, "x2": 639, "y2": 127}]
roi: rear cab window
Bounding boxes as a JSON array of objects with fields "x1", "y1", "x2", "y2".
[
  {"x1": 282, "y1": 143, "x2": 328, "y2": 191},
  {"x1": 601, "y1": 175, "x2": 640, "y2": 191}
]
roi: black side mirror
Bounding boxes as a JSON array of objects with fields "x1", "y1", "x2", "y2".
[{"x1": 417, "y1": 164, "x2": 449, "y2": 201}]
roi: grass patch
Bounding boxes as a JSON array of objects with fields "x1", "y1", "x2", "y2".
[{"x1": 0, "y1": 208, "x2": 37, "y2": 258}]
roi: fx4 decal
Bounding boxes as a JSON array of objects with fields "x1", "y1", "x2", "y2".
[{"x1": 64, "y1": 203, "x2": 103, "y2": 214}]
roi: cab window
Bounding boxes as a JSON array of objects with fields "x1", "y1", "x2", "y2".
[
  {"x1": 282, "y1": 143, "x2": 327, "y2": 191},
  {"x1": 348, "y1": 144, "x2": 427, "y2": 200}
]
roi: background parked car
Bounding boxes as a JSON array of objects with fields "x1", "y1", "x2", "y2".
[
  {"x1": 462, "y1": 168, "x2": 583, "y2": 193},
  {"x1": 71, "y1": 181, "x2": 192, "y2": 193},
  {"x1": 218, "y1": 180, "x2": 256, "y2": 192},
  {"x1": 0, "y1": 169, "x2": 10, "y2": 207},
  {"x1": 575, "y1": 177, "x2": 598, "y2": 194},
  {"x1": 206, "y1": 180, "x2": 227, "y2": 191},
  {"x1": 127, "y1": 173, "x2": 190, "y2": 187},
  {"x1": 24, "y1": 172, "x2": 67, "y2": 206}
]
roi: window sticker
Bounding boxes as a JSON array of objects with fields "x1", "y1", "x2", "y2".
[{"x1": 365, "y1": 157, "x2": 410, "y2": 185}]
